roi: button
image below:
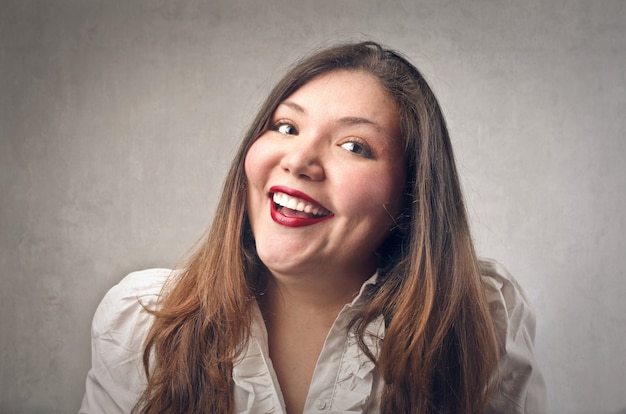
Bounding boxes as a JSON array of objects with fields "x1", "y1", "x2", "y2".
[{"x1": 315, "y1": 399, "x2": 327, "y2": 410}]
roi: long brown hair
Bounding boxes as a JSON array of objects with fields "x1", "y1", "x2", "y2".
[{"x1": 135, "y1": 41, "x2": 499, "y2": 413}]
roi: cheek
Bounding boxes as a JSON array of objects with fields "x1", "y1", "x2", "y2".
[
  {"x1": 243, "y1": 143, "x2": 266, "y2": 230},
  {"x1": 244, "y1": 134, "x2": 284, "y2": 185},
  {"x1": 243, "y1": 140, "x2": 266, "y2": 186},
  {"x1": 337, "y1": 165, "x2": 406, "y2": 220}
]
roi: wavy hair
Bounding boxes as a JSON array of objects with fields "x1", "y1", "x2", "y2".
[{"x1": 135, "y1": 41, "x2": 499, "y2": 413}]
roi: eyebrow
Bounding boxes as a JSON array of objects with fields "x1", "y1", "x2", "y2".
[
  {"x1": 279, "y1": 101, "x2": 386, "y2": 133},
  {"x1": 338, "y1": 116, "x2": 383, "y2": 132},
  {"x1": 280, "y1": 101, "x2": 306, "y2": 114}
]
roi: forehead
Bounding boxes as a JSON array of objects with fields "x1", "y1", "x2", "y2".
[
  {"x1": 287, "y1": 69, "x2": 394, "y2": 108},
  {"x1": 275, "y1": 69, "x2": 405, "y2": 158},
  {"x1": 278, "y1": 70, "x2": 400, "y2": 133}
]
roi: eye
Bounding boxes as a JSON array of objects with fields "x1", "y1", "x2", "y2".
[
  {"x1": 340, "y1": 140, "x2": 373, "y2": 158},
  {"x1": 272, "y1": 121, "x2": 298, "y2": 135},
  {"x1": 278, "y1": 123, "x2": 297, "y2": 135}
]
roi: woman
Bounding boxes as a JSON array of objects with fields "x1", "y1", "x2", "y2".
[{"x1": 80, "y1": 41, "x2": 546, "y2": 413}]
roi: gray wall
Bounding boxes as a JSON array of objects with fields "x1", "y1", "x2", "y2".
[{"x1": 1, "y1": 1, "x2": 624, "y2": 413}]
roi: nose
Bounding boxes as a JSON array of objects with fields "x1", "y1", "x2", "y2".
[{"x1": 280, "y1": 139, "x2": 325, "y2": 181}]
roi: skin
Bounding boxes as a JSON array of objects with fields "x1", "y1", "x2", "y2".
[{"x1": 244, "y1": 69, "x2": 406, "y2": 413}]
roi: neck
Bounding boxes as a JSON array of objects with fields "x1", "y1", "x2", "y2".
[
  {"x1": 257, "y1": 268, "x2": 373, "y2": 414},
  {"x1": 258, "y1": 267, "x2": 372, "y2": 323}
]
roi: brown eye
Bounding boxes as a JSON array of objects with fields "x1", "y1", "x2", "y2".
[
  {"x1": 276, "y1": 123, "x2": 298, "y2": 135},
  {"x1": 340, "y1": 141, "x2": 373, "y2": 158}
]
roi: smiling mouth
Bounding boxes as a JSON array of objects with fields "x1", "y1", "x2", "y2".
[{"x1": 271, "y1": 191, "x2": 332, "y2": 219}]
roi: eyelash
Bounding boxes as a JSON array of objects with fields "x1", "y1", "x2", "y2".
[
  {"x1": 340, "y1": 139, "x2": 373, "y2": 158},
  {"x1": 270, "y1": 120, "x2": 298, "y2": 135}
]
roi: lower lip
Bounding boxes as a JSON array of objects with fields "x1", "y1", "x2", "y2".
[{"x1": 270, "y1": 202, "x2": 334, "y2": 227}]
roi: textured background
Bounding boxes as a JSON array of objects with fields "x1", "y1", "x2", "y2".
[{"x1": 1, "y1": 1, "x2": 625, "y2": 413}]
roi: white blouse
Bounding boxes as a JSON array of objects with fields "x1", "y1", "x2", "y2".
[{"x1": 79, "y1": 259, "x2": 546, "y2": 413}]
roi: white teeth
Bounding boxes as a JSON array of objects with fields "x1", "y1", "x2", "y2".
[{"x1": 271, "y1": 192, "x2": 329, "y2": 216}]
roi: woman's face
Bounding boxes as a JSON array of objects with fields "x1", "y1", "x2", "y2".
[{"x1": 244, "y1": 70, "x2": 406, "y2": 281}]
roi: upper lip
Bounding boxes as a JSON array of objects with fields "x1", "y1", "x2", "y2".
[{"x1": 268, "y1": 185, "x2": 333, "y2": 216}]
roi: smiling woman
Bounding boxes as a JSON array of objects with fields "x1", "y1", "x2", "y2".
[
  {"x1": 79, "y1": 41, "x2": 546, "y2": 414},
  {"x1": 245, "y1": 70, "x2": 405, "y2": 286}
]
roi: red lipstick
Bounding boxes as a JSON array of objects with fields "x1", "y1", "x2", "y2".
[{"x1": 269, "y1": 186, "x2": 334, "y2": 227}]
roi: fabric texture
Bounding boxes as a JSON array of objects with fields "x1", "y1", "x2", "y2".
[{"x1": 79, "y1": 259, "x2": 546, "y2": 413}]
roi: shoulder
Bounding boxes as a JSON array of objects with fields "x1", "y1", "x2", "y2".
[
  {"x1": 91, "y1": 268, "x2": 173, "y2": 338},
  {"x1": 80, "y1": 268, "x2": 174, "y2": 414},
  {"x1": 478, "y1": 258, "x2": 547, "y2": 414},
  {"x1": 479, "y1": 258, "x2": 533, "y2": 333}
]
